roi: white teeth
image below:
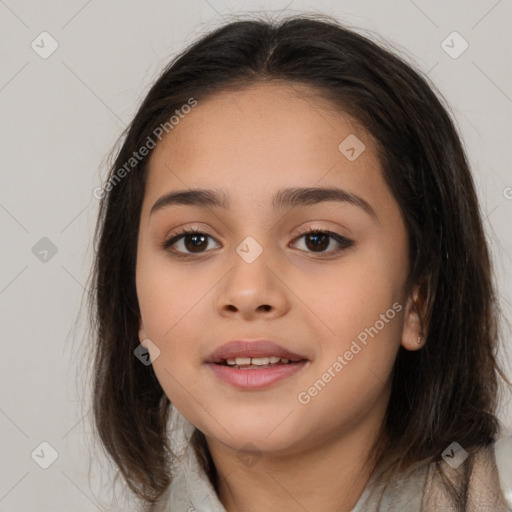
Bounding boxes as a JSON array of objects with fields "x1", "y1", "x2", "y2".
[
  {"x1": 234, "y1": 357, "x2": 252, "y2": 365},
  {"x1": 250, "y1": 357, "x2": 271, "y2": 365},
  {"x1": 224, "y1": 356, "x2": 292, "y2": 366}
]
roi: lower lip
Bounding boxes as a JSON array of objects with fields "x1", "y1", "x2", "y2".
[{"x1": 206, "y1": 361, "x2": 308, "y2": 389}]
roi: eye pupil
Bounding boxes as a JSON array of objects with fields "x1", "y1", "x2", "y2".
[
  {"x1": 306, "y1": 233, "x2": 329, "y2": 252},
  {"x1": 185, "y1": 234, "x2": 208, "y2": 252}
]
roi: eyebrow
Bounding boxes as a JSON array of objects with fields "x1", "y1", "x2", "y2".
[{"x1": 149, "y1": 186, "x2": 378, "y2": 220}]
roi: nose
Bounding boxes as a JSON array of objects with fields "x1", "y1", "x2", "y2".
[{"x1": 213, "y1": 245, "x2": 290, "y2": 320}]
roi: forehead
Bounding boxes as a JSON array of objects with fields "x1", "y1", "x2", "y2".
[{"x1": 143, "y1": 82, "x2": 386, "y2": 215}]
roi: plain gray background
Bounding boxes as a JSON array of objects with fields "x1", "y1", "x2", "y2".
[{"x1": 1, "y1": 0, "x2": 511, "y2": 510}]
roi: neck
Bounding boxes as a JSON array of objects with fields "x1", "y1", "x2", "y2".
[{"x1": 206, "y1": 406, "x2": 388, "y2": 512}]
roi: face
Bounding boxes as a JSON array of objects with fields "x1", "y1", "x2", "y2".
[{"x1": 136, "y1": 82, "x2": 422, "y2": 456}]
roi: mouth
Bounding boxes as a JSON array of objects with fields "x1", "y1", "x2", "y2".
[
  {"x1": 205, "y1": 339, "x2": 309, "y2": 389},
  {"x1": 205, "y1": 339, "x2": 308, "y2": 365},
  {"x1": 214, "y1": 356, "x2": 307, "y2": 369}
]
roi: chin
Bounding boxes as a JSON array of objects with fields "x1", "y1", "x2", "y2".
[{"x1": 207, "y1": 422, "x2": 301, "y2": 454}]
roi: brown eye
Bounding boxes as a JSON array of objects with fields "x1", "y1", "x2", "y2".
[
  {"x1": 163, "y1": 226, "x2": 353, "y2": 259},
  {"x1": 291, "y1": 228, "x2": 353, "y2": 255},
  {"x1": 182, "y1": 233, "x2": 208, "y2": 252},
  {"x1": 304, "y1": 232, "x2": 329, "y2": 252},
  {"x1": 163, "y1": 228, "x2": 220, "y2": 256}
]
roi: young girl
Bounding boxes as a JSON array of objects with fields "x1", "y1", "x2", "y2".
[{"x1": 88, "y1": 13, "x2": 512, "y2": 512}]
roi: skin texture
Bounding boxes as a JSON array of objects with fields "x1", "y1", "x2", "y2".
[{"x1": 136, "y1": 82, "x2": 424, "y2": 512}]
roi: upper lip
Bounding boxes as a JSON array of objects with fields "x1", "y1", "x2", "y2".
[{"x1": 206, "y1": 340, "x2": 308, "y2": 363}]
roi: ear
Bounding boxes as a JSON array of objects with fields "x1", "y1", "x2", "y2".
[{"x1": 401, "y1": 284, "x2": 427, "y2": 351}]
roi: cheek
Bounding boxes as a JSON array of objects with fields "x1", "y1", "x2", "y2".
[
  {"x1": 136, "y1": 250, "x2": 206, "y2": 340},
  {"x1": 300, "y1": 247, "x2": 403, "y2": 334},
  {"x1": 298, "y1": 241, "x2": 405, "y2": 376},
  {"x1": 294, "y1": 261, "x2": 403, "y2": 427},
  {"x1": 136, "y1": 251, "x2": 212, "y2": 391}
]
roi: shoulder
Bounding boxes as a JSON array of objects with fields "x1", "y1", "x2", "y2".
[
  {"x1": 421, "y1": 436, "x2": 512, "y2": 511},
  {"x1": 494, "y1": 434, "x2": 512, "y2": 510}
]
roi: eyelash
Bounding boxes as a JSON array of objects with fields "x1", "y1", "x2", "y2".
[{"x1": 162, "y1": 225, "x2": 354, "y2": 259}]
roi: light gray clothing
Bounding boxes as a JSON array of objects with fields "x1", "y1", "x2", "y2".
[{"x1": 151, "y1": 406, "x2": 512, "y2": 511}]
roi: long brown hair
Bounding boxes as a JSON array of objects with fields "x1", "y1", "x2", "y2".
[{"x1": 85, "y1": 12, "x2": 511, "y2": 509}]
